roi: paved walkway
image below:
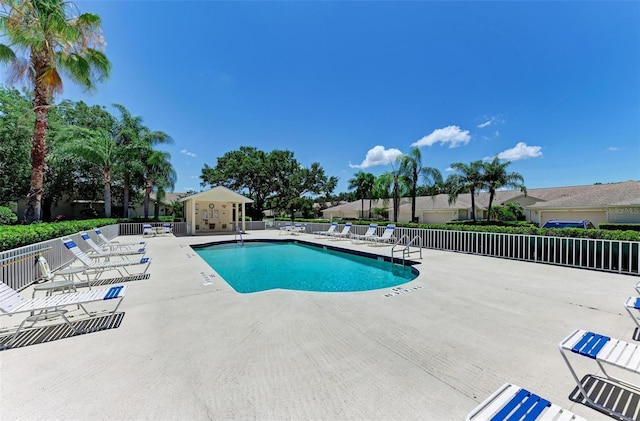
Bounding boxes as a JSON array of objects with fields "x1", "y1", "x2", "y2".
[{"x1": 0, "y1": 229, "x2": 636, "y2": 420}]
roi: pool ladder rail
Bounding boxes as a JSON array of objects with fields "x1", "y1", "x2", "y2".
[
  {"x1": 235, "y1": 227, "x2": 244, "y2": 246},
  {"x1": 391, "y1": 235, "x2": 423, "y2": 266}
]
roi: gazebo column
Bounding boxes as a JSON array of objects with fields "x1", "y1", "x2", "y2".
[
  {"x1": 191, "y1": 200, "x2": 196, "y2": 235},
  {"x1": 242, "y1": 202, "x2": 246, "y2": 232}
]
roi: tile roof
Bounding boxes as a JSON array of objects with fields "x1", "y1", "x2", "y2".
[{"x1": 329, "y1": 180, "x2": 640, "y2": 212}]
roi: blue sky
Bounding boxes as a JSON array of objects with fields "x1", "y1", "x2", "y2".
[{"x1": 51, "y1": 2, "x2": 640, "y2": 194}]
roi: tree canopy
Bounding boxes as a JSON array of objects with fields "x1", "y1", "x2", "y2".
[
  {"x1": 200, "y1": 147, "x2": 337, "y2": 220},
  {"x1": 0, "y1": 0, "x2": 111, "y2": 222}
]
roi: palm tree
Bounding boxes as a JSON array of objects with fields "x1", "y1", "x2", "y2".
[
  {"x1": 112, "y1": 103, "x2": 171, "y2": 217},
  {"x1": 446, "y1": 160, "x2": 484, "y2": 222},
  {"x1": 363, "y1": 172, "x2": 375, "y2": 218},
  {"x1": 348, "y1": 171, "x2": 375, "y2": 219},
  {"x1": 142, "y1": 150, "x2": 176, "y2": 219},
  {"x1": 112, "y1": 103, "x2": 145, "y2": 217},
  {"x1": 373, "y1": 162, "x2": 407, "y2": 223},
  {"x1": 0, "y1": 0, "x2": 110, "y2": 222},
  {"x1": 399, "y1": 147, "x2": 442, "y2": 223},
  {"x1": 483, "y1": 157, "x2": 527, "y2": 221},
  {"x1": 56, "y1": 127, "x2": 117, "y2": 217}
]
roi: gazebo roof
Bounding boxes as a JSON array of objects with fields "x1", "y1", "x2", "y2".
[{"x1": 178, "y1": 186, "x2": 254, "y2": 204}]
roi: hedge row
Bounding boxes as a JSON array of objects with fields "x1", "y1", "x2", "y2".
[
  {"x1": 282, "y1": 218, "x2": 640, "y2": 242},
  {"x1": 2, "y1": 218, "x2": 639, "y2": 253},
  {"x1": 0, "y1": 219, "x2": 118, "y2": 252}
]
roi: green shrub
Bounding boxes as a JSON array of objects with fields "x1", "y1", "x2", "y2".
[
  {"x1": 0, "y1": 218, "x2": 118, "y2": 252},
  {"x1": 0, "y1": 207, "x2": 17, "y2": 225}
]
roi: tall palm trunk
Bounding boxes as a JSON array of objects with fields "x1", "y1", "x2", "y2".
[
  {"x1": 470, "y1": 187, "x2": 477, "y2": 222},
  {"x1": 26, "y1": 53, "x2": 51, "y2": 223},
  {"x1": 123, "y1": 173, "x2": 130, "y2": 218},
  {"x1": 143, "y1": 179, "x2": 152, "y2": 218},
  {"x1": 393, "y1": 176, "x2": 400, "y2": 223},
  {"x1": 103, "y1": 169, "x2": 112, "y2": 218},
  {"x1": 487, "y1": 192, "x2": 495, "y2": 221}
]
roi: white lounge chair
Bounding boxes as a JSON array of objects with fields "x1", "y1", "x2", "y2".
[
  {"x1": 328, "y1": 223, "x2": 352, "y2": 240},
  {"x1": 161, "y1": 223, "x2": 173, "y2": 235},
  {"x1": 624, "y1": 296, "x2": 640, "y2": 330},
  {"x1": 279, "y1": 222, "x2": 292, "y2": 236},
  {"x1": 313, "y1": 222, "x2": 337, "y2": 238},
  {"x1": 560, "y1": 328, "x2": 640, "y2": 420},
  {"x1": 365, "y1": 224, "x2": 396, "y2": 245},
  {"x1": 94, "y1": 228, "x2": 146, "y2": 250},
  {"x1": 142, "y1": 224, "x2": 156, "y2": 237},
  {"x1": 79, "y1": 232, "x2": 146, "y2": 258},
  {"x1": 466, "y1": 383, "x2": 585, "y2": 421},
  {"x1": 0, "y1": 281, "x2": 127, "y2": 348},
  {"x1": 62, "y1": 238, "x2": 152, "y2": 281},
  {"x1": 291, "y1": 223, "x2": 306, "y2": 235},
  {"x1": 350, "y1": 224, "x2": 378, "y2": 244}
]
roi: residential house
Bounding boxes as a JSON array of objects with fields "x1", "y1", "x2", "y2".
[{"x1": 329, "y1": 181, "x2": 640, "y2": 226}]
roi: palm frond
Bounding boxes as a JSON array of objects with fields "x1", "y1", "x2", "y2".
[{"x1": 0, "y1": 43, "x2": 16, "y2": 68}]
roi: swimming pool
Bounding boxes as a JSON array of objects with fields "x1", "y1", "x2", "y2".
[{"x1": 193, "y1": 240, "x2": 418, "y2": 293}]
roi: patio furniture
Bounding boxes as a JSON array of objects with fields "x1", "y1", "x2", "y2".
[
  {"x1": 328, "y1": 223, "x2": 352, "y2": 240},
  {"x1": 365, "y1": 224, "x2": 396, "y2": 245},
  {"x1": 142, "y1": 224, "x2": 156, "y2": 237},
  {"x1": 350, "y1": 224, "x2": 378, "y2": 244},
  {"x1": 94, "y1": 228, "x2": 147, "y2": 250},
  {"x1": 559, "y1": 328, "x2": 640, "y2": 420},
  {"x1": 62, "y1": 238, "x2": 152, "y2": 281},
  {"x1": 79, "y1": 232, "x2": 146, "y2": 257},
  {"x1": 624, "y1": 297, "x2": 640, "y2": 330},
  {"x1": 279, "y1": 222, "x2": 292, "y2": 235},
  {"x1": 0, "y1": 281, "x2": 127, "y2": 348},
  {"x1": 466, "y1": 382, "x2": 586, "y2": 421},
  {"x1": 290, "y1": 223, "x2": 306, "y2": 235},
  {"x1": 313, "y1": 222, "x2": 337, "y2": 238},
  {"x1": 161, "y1": 223, "x2": 173, "y2": 235}
]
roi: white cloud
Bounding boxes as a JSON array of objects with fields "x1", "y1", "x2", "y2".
[
  {"x1": 496, "y1": 142, "x2": 543, "y2": 161},
  {"x1": 608, "y1": 146, "x2": 622, "y2": 151},
  {"x1": 411, "y1": 125, "x2": 471, "y2": 148},
  {"x1": 477, "y1": 115, "x2": 505, "y2": 129},
  {"x1": 181, "y1": 149, "x2": 197, "y2": 158},
  {"x1": 349, "y1": 145, "x2": 403, "y2": 169}
]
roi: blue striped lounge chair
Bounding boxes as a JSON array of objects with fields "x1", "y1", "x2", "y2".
[
  {"x1": 79, "y1": 232, "x2": 146, "y2": 258},
  {"x1": 350, "y1": 224, "x2": 378, "y2": 244},
  {"x1": 161, "y1": 223, "x2": 173, "y2": 235},
  {"x1": 624, "y1": 297, "x2": 640, "y2": 330},
  {"x1": 466, "y1": 383, "x2": 585, "y2": 421},
  {"x1": 94, "y1": 228, "x2": 147, "y2": 250},
  {"x1": 0, "y1": 281, "x2": 127, "y2": 349},
  {"x1": 328, "y1": 223, "x2": 352, "y2": 240},
  {"x1": 291, "y1": 223, "x2": 306, "y2": 235},
  {"x1": 62, "y1": 238, "x2": 152, "y2": 282},
  {"x1": 560, "y1": 328, "x2": 640, "y2": 420},
  {"x1": 313, "y1": 222, "x2": 337, "y2": 238},
  {"x1": 142, "y1": 224, "x2": 156, "y2": 237},
  {"x1": 279, "y1": 222, "x2": 292, "y2": 235},
  {"x1": 366, "y1": 224, "x2": 396, "y2": 245}
]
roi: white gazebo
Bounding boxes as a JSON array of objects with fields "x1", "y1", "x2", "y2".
[{"x1": 178, "y1": 186, "x2": 254, "y2": 235}]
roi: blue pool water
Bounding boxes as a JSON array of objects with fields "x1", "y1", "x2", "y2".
[{"x1": 194, "y1": 241, "x2": 417, "y2": 293}]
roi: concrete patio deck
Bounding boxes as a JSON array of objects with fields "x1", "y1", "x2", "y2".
[{"x1": 1, "y1": 229, "x2": 637, "y2": 420}]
